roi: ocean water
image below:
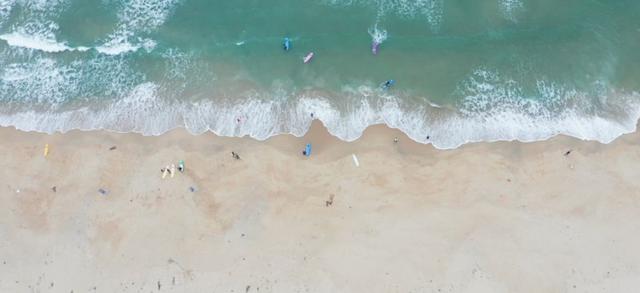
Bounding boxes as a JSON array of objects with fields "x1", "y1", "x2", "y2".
[{"x1": 0, "y1": 0, "x2": 639, "y2": 148}]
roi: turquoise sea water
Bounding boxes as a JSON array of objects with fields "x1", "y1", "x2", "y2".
[{"x1": 0, "y1": 0, "x2": 639, "y2": 148}]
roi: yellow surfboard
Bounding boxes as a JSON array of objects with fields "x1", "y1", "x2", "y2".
[{"x1": 43, "y1": 144, "x2": 49, "y2": 157}]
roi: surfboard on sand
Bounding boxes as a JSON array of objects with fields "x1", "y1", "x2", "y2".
[
  {"x1": 352, "y1": 154, "x2": 360, "y2": 167},
  {"x1": 305, "y1": 143, "x2": 312, "y2": 157},
  {"x1": 303, "y1": 52, "x2": 314, "y2": 63},
  {"x1": 43, "y1": 143, "x2": 49, "y2": 157},
  {"x1": 170, "y1": 164, "x2": 176, "y2": 178}
]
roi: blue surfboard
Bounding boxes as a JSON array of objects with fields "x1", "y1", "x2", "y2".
[{"x1": 305, "y1": 143, "x2": 311, "y2": 157}]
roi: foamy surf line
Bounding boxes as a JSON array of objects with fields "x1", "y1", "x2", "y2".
[
  {"x1": 0, "y1": 93, "x2": 638, "y2": 150},
  {"x1": 0, "y1": 0, "x2": 180, "y2": 55},
  {"x1": 0, "y1": 33, "x2": 90, "y2": 53},
  {"x1": 0, "y1": 32, "x2": 156, "y2": 55}
]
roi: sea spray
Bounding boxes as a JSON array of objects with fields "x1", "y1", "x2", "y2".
[
  {"x1": 0, "y1": 0, "x2": 16, "y2": 28},
  {"x1": 97, "y1": 0, "x2": 182, "y2": 55},
  {"x1": 499, "y1": 0, "x2": 524, "y2": 22},
  {"x1": 368, "y1": 24, "x2": 388, "y2": 55}
]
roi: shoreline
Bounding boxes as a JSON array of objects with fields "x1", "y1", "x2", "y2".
[
  {"x1": 2, "y1": 90, "x2": 638, "y2": 150},
  {"x1": 2, "y1": 122, "x2": 640, "y2": 292}
]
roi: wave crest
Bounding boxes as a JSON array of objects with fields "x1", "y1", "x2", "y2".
[
  {"x1": 98, "y1": 0, "x2": 182, "y2": 55},
  {"x1": 325, "y1": 0, "x2": 444, "y2": 30},
  {"x1": 0, "y1": 32, "x2": 89, "y2": 53}
]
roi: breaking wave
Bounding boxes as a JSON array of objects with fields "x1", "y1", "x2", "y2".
[
  {"x1": 0, "y1": 0, "x2": 16, "y2": 28},
  {"x1": 0, "y1": 32, "x2": 89, "y2": 53},
  {"x1": 325, "y1": 0, "x2": 444, "y2": 31},
  {"x1": 0, "y1": 66, "x2": 638, "y2": 149},
  {"x1": 98, "y1": 0, "x2": 181, "y2": 55}
]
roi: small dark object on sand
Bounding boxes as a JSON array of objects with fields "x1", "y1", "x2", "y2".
[
  {"x1": 98, "y1": 188, "x2": 107, "y2": 195},
  {"x1": 325, "y1": 194, "x2": 335, "y2": 207},
  {"x1": 189, "y1": 186, "x2": 196, "y2": 192},
  {"x1": 564, "y1": 150, "x2": 572, "y2": 156},
  {"x1": 231, "y1": 151, "x2": 241, "y2": 160},
  {"x1": 246, "y1": 285, "x2": 251, "y2": 293},
  {"x1": 109, "y1": 146, "x2": 117, "y2": 150},
  {"x1": 52, "y1": 186, "x2": 56, "y2": 192}
]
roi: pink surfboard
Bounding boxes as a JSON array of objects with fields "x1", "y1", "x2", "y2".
[{"x1": 372, "y1": 42, "x2": 380, "y2": 55}]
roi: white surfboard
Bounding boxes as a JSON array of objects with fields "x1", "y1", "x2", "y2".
[
  {"x1": 162, "y1": 165, "x2": 169, "y2": 179},
  {"x1": 303, "y1": 52, "x2": 314, "y2": 63}
]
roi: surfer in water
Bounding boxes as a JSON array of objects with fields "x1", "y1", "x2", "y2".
[
  {"x1": 382, "y1": 79, "x2": 395, "y2": 90},
  {"x1": 283, "y1": 37, "x2": 291, "y2": 51}
]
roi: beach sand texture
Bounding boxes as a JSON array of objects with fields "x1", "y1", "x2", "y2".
[{"x1": 1, "y1": 122, "x2": 640, "y2": 292}]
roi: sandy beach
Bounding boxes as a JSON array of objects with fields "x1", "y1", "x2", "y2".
[{"x1": 1, "y1": 122, "x2": 640, "y2": 292}]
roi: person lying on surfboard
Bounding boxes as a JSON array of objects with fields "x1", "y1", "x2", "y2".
[{"x1": 382, "y1": 79, "x2": 395, "y2": 90}]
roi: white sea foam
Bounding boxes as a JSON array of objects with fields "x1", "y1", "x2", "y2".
[
  {"x1": 0, "y1": 31, "x2": 152, "y2": 55},
  {"x1": 326, "y1": 0, "x2": 443, "y2": 30},
  {"x1": 0, "y1": 51, "x2": 144, "y2": 115},
  {"x1": 95, "y1": 38, "x2": 140, "y2": 55},
  {"x1": 0, "y1": 0, "x2": 83, "y2": 54},
  {"x1": 0, "y1": 53, "x2": 638, "y2": 149},
  {"x1": 0, "y1": 32, "x2": 89, "y2": 53},
  {"x1": 499, "y1": 0, "x2": 524, "y2": 22},
  {"x1": 0, "y1": 0, "x2": 16, "y2": 28},
  {"x1": 0, "y1": 0, "x2": 168, "y2": 55},
  {"x1": 0, "y1": 58, "x2": 80, "y2": 105},
  {"x1": 0, "y1": 83, "x2": 637, "y2": 150},
  {"x1": 97, "y1": 0, "x2": 181, "y2": 55},
  {"x1": 368, "y1": 24, "x2": 388, "y2": 45},
  {"x1": 95, "y1": 35, "x2": 156, "y2": 55}
]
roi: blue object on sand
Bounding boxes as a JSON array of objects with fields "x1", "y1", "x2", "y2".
[
  {"x1": 283, "y1": 37, "x2": 291, "y2": 51},
  {"x1": 305, "y1": 143, "x2": 312, "y2": 157}
]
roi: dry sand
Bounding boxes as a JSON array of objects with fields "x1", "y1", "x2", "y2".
[{"x1": 1, "y1": 122, "x2": 640, "y2": 292}]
